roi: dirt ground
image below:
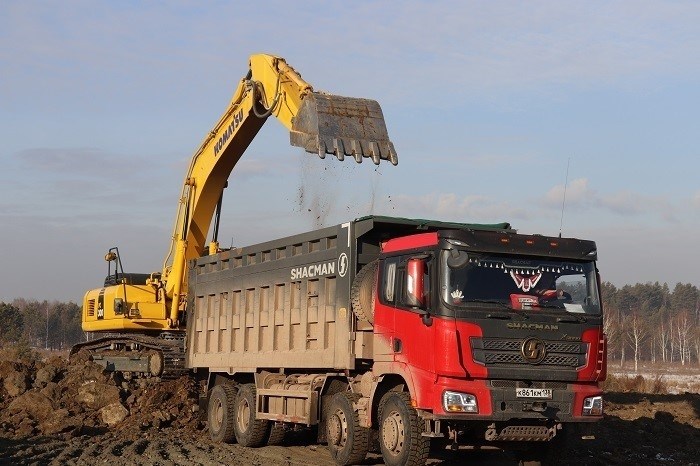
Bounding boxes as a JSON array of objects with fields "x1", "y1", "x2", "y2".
[{"x1": 0, "y1": 352, "x2": 698, "y2": 466}]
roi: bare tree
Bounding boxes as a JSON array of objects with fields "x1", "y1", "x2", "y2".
[
  {"x1": 658, "y1": 319, "x2": 669, "y2": 363},
  {"x1": 619, "y1": 315, "x2": 627, "y2": 369},
  {"x1": 669, "y1": 316, "x2": 677, "y2": 363},
  {"x1": 603, "y1": 310, "x2": 622, "y2": 361},
  {"x1": 675, "y1": 311, "x2": 692, "y2": 366},
  {"x1": 626, "y1": 312, "x2": 648, "y2": 372}
]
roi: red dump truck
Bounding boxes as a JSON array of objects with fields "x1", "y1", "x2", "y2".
[{"x1": 187, "y1": 215, "x2": 606, "y2": 466}]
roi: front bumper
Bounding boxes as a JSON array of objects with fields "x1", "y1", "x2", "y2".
[{"x1": 423, "y1": 377, "x2": 603, "y2": 423}]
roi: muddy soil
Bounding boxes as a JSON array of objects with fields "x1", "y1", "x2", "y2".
[{"x1": 1, "y1": 354, "x2": 698, "y2": 466}]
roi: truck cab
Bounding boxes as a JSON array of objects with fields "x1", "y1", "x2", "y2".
[{"x1": 369, "y1": 226, "x2": 605, "y2": 463}]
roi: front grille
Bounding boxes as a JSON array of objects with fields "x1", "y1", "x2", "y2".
[
  {"x1": 484, "y1": 352, "x2": 580, "y2": 367},
  {"x1": 483, "y1": 339, "x2": 520, "y2": 351},
  {"x1": 472, "y1": 337, "x2": 588, "y2": 369},
  {"x1": 482, "y1": 339, "x2": 582, "y2": 355}
]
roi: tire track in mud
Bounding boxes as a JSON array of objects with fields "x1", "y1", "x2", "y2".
[{"x1": 0, "y1": 432, "x2": 514, "y2": 466}]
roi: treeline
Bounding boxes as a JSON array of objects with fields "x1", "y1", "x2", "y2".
[
  {"x1": 602, "y1": 282, "x2": 700, "y2": 370},
  {"x1": 2, "y1": 282, "x2": 700, "y2": 366},
  {"x1": 0, "y1": 299, "x2": 83, "y2": 350}
]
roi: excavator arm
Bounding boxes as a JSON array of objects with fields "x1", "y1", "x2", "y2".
[
  {"x1": 160, "y1": 54, "x2": 398, "y2": 326},
  {"x1": 76, "y1": 53, "x2": 397, "y2": 376}
]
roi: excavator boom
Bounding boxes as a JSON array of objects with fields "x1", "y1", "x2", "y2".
[{"x1": 162, "y1": 54, "x2": 398, "y2": 324}]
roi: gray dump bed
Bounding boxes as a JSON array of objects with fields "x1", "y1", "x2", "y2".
[{"x1": 185, "y1": 216, "x2": 510, "y2": 374}]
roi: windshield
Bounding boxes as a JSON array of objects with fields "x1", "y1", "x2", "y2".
[{"x1": 440, "y1": 250, "x2": 601, "y2": 315}]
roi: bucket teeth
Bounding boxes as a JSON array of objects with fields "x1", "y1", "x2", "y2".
[{"x1": 290, "y1": 93, "x2": 398, "y2": 165}]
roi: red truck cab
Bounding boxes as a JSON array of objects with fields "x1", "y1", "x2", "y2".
[{"x1": 370, "y1": 226, "x2": 605, "y2": 461}]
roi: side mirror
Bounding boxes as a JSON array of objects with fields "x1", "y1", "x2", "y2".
[
  {"x1": 446, "y1": 250, "x2": 469, "y2": 269},
  {"x1": 406, "y1": 258, "x2": 426, "y2": 309},
  {"x1": 406, "y1": 257, "x2": 432, "y2": 326}
]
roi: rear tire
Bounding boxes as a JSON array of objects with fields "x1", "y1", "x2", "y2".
[
  {"x1": 378, "y1": 392, "x2": 429, "y2": 466},
  {"x1": 233, "y1": 383, "x2": 269, "y2": 447},
  {"x1": 267, "y1": 422, "x2": 286, "y2": 445},
  {"x1": 318, "y1": 379, "x2": 348, "y2": 443},
  {"x1": 208, "y1": 383, "x2": 237, "y2": 443},
  {"x1": 326, "y1": 392, "x2": 369, "y2": 465}
]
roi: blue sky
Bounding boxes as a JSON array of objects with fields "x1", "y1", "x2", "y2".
[{"x1": 1, "y1": 1, "x2": 699, "y2": 302}]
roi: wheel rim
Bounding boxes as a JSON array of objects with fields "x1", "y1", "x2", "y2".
[
  {"x1": 236, "y1": 397, "x2": 251, "y2": 433},
  {"x1": 212, "y1": 398, "x2": 223, "y2": 431},
  {"x1": 381, "y1": 410, "x2": 405, "y2": 455},
  {"x1": 329, "y1": 408, "x2": 348, "y2": 448}
]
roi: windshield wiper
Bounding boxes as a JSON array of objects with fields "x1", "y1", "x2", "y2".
[
  {"x1": 463, "y1": 299, "x2": 529, "y2": 320},
  {"x1": 486, "y1": 312, "x2": 512, "y2": 320},
  {"x1": 557, "y1": 315, "x2": 588, "y2": 323},
  {"x1": 463, "y1": 299, "x2": 512, "y2": 310},
  {"x1": 536, "y1": 302, "x2": 565, "y2": 309}
]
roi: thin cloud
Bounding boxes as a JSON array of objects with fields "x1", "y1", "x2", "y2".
[
  {"x1": 386, "y1": 192, "x2": 531, "y2": 223},
  {"x1": 17, "y1": 147, "x2": 139, "y2": 177},
  {"x1": 544, "y1": 178, "x2": 593, "y2": 208},
  {"x1": 543, "y1": 178, "x2": 677, "y2": 221},
  {"x1": 4, "y1": 2, "x2": 700, "y2": 108},
  {"x1": 692, "y1": 191, "x2": 700, "y2": 209},
  {"x1": 389, "y1": 180, "x2": 680, "y2": 227}
]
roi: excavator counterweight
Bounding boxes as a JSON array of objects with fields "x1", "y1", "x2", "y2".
[{"x1": 290, "y1": 93, "x2": 398, "y2": 165}]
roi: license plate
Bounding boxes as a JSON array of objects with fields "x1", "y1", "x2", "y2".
[{"x1": 516, "y1": 388, "x2": 552, "y2": 399}]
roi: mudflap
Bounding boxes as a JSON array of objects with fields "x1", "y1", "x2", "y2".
[{"x1": 290, "y1": 92, "x2": 398, "y2": 165}]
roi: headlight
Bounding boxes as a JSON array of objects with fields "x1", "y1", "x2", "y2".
[
  {"x1": 582, "y1": 395, "x2": 603, "y2": 416},
  {"x1": 443, "y1": 391, "x2": 478, "y2": 413}
]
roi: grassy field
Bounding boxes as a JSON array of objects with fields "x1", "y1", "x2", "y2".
[{"x1": 606, "y1": 360, "x2": 700, "y2": 394}]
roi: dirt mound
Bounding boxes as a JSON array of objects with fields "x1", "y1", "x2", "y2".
[
  {"x1": 1, "y1": 351, "x2": 699, "y2": 465},
  {"x1": 0, "y1": 352, "x2": 200, "y2": 440}
]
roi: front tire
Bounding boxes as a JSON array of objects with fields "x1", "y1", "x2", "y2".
[
  {"x1": 208, "y1": 383, "x2": 237, "y2": 443},
  {"x1": 233, "y1": 383, "x2": 269, "y2": 447},
  {"x1": 326, "y1": 392, "x2": 369, "y2": 465},
  {"x1": 378, "y1": 392, "x2": 429, "y2": 466}
]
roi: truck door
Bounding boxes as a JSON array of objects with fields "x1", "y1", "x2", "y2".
[{"x1": 376, "y1": 255, "x2": 437, "y2": 397}]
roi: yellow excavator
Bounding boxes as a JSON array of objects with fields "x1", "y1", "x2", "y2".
[{"x1": 71, "y1": 54, "x2": 397, "y2": 377}]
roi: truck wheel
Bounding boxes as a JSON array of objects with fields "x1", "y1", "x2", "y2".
[
  {"x1": 327, "y1": 392, "x2": 369, "y2": 465},
  {"x1": 378, "y1": 392, "x2": 429, "y2": 466},
  {"x1": 267, "y1": 422, "x2": 285, "y2": 445},
  {"x1": 208, "y1": 383, "x2": 237, "y2": 443},
  {"x1": 318, "y1": 379, "x2": 348, "y2": 444},
  {"x1": 351, "y1": 261, "x2": 377, "y2": 324},
  {"x1": 233, "y1": 383, "x2": 268, "y2": 447}
]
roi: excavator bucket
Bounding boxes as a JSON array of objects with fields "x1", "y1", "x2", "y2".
[{"x1": 290, "y1": 92, "x2": 398, "y2": 165}]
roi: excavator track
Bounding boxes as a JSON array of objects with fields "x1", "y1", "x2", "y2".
[{"x1": 70, "y1": 331, "x2": 187, "y2": 379}]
